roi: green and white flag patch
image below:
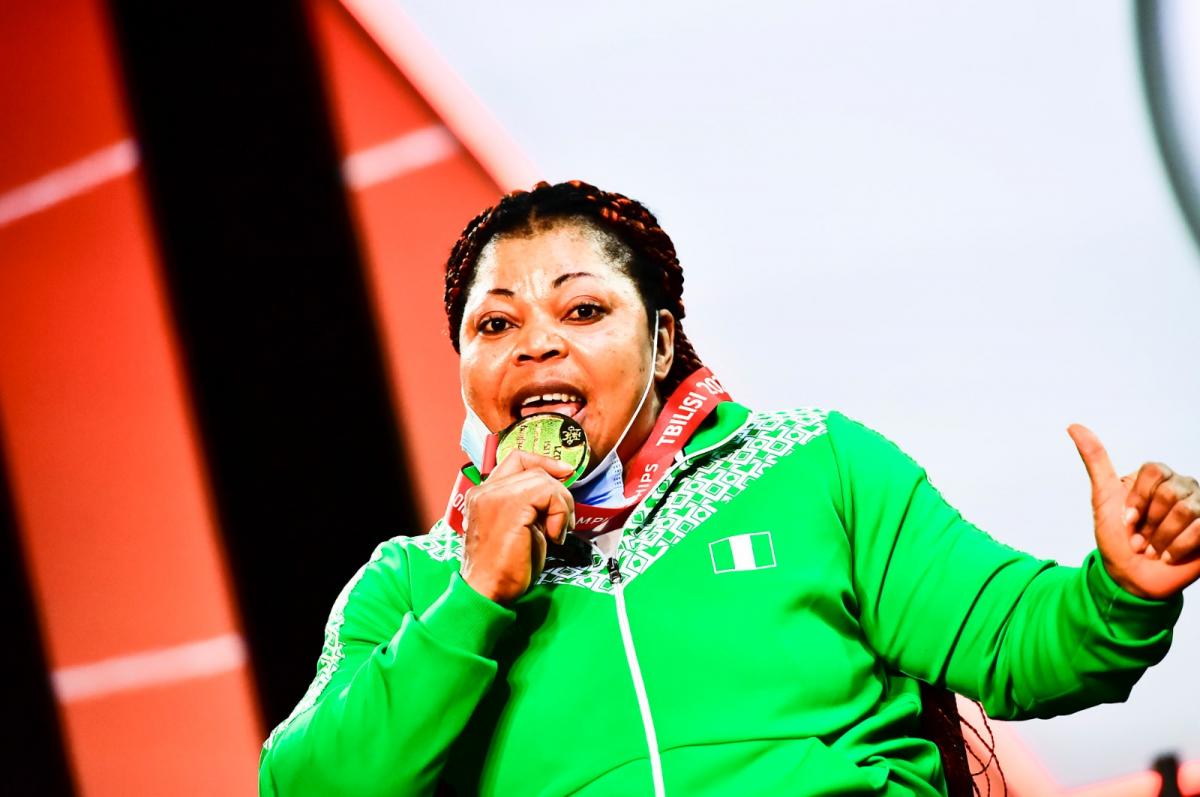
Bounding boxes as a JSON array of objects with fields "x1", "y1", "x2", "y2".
[{"x1": 710, "y1": 532, "x2": 776, "y2": 573}]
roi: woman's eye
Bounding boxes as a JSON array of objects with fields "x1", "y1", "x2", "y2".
[
  {"x1": 568, "y1": 303, "x2": 605, "y2": 321},
  {"x1": 478, "y1": 316, "x2": 512, "y2": 335}
]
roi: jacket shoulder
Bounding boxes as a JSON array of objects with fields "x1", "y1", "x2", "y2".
[
  {"x1": 732, "y1": 406, "x2": 832, "y2": 453},
  {"x1": 389, "y1": 519, "x2": 464, "y2": 563}
]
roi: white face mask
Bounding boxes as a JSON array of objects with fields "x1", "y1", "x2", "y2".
[
  {"x1": 458, "y1": 394, "x2": 493, "y2": 472},
  {"x1": 459, "y1": 316, "x2": 660, "y2": 508}
]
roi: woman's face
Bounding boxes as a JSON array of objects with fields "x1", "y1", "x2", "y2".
[{"x1": 458, "y1": 221, "x2": 674, "y2": 470}]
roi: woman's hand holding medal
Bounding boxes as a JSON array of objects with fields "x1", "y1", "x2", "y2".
[{"x1": 460, "y1": 450, "x2": 577, "y2": 605}]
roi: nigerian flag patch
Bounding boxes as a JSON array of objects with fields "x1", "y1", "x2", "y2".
[{"x1": 709, "y1": 532, "x2": 776, "y2": 574}]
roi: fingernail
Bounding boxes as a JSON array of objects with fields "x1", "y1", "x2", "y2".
[
  {"x1": 1145, "y1": 544, "x2": 1158, "y2": 559},
  {"x1": 1130, "y1": 533, "x2": 1146, "y2": 552},
  {"x1": 1123, "y1": 507, "x2": 1138, "y2": 526},
  {"x1": 1161, "y1": 550, "x2": 1173, "y2": 563}
]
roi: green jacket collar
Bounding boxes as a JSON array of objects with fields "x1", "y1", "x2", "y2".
[{"x1": 683, "y1": 400, "x2": 751, "y2": 457}]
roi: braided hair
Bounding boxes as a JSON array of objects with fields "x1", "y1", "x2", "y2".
[{"x1": 443, "y1": 180, "x2": 704, "y2": 398}]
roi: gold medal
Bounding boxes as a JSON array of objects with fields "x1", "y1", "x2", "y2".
[{"x1": 496, "y1": 412, "x2": 590, "y2": 487}]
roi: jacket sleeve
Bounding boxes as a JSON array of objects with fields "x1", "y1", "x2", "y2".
[
  {"x1": 826, "y1": 411, "x2": 1183, "y2": 720},
  {"x1": 259, "y1": 538, "x2": 515, "y2": 796}
]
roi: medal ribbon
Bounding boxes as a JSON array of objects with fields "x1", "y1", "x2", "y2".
[{"x1": 444, "y1": 367, "x2": 731, "y2": 537}]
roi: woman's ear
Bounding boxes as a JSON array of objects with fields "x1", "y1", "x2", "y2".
[{"x1": 654, "y1": 309, "x2": 675, "y2": 381}]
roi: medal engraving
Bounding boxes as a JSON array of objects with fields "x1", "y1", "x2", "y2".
[{"x1": 496, "y1": 413, "x2": 590, "y2": 486}]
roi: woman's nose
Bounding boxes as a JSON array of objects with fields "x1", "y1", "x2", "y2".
[{"x1": 515, "y1": 320, "x2": 567, "y2": 363}]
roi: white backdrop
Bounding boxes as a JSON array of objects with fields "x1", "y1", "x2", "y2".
[{"x1": 398, "y1": 0, "x2": 1200, "y2": 785}]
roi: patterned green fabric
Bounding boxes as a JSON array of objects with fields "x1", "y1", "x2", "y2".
[{"x1": 260, "y1": 404, "x2": 1182, "y2": 796}]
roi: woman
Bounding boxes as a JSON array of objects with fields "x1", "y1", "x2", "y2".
[{"x1": 259, "y1": 181, "x2": 1195, "y2": 796}]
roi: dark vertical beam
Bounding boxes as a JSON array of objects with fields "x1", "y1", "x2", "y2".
[
  {"x1": 0, "y1": 432, "x2": 78, "y2": 796},
  {"x1": 105, "y1": 2, "x2": 422, "y2": 728},
  {"x1": 1135, "y1": 0, "x2": 1200, "y2": 256}
]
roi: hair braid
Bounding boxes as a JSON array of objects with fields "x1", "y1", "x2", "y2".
[{"x1": 443, "y1": 180, "x2": 706, "y2": 397}]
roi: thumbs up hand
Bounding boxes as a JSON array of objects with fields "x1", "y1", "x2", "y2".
[{"x1": 1068, "y1": 424, "x2": 1200, "y2": 600}]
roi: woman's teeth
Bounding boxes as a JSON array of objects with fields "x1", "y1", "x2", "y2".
[
  {"x1": 522, "y1": 393, "x2": 582, "y2": 406},
  {"x1": 519, "y1": 393, "x2": 585, "y2": 418}
]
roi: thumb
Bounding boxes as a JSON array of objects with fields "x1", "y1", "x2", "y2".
[{"x1": 1067, "y1": 423, "x2": 1119, "y2": 498}]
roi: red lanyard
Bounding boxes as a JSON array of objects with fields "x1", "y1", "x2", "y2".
[{"x1": 444, "y1": 367, "x2": 731, "y2": 537}]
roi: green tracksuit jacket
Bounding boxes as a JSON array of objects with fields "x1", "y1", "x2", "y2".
[{"x1": 259, "y1": 404, "x2": 1182, "y2": 796}]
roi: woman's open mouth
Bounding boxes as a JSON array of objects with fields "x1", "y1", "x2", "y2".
[{"x1": 517, "y1": 392, "x2": 586, "y2": 420}]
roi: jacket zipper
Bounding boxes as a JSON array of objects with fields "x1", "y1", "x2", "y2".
[
  {"x1": 597, "y1": 412, "x2": 753, "y2": 797},
  {"x1": 606, "y1": 557, "x2": 623, "y2": 584},
  {"x1": 614, "y1": 576, "x2": 665, "y2": 796},
  {"x1": 585, "y1": 539, "x2": 663, "y2": 795}
]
